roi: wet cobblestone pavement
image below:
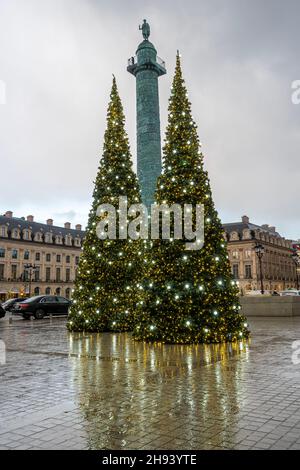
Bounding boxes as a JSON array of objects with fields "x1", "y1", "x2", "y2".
[{"x1": 0, "y1": 314, "x2": 300, "y2": 450}]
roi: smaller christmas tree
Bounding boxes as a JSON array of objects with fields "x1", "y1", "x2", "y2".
[
  {"x1": 67, "y1": 77, "x2": 144, "y2": 332},
  {"x1": 133, "y1": 53, "x2": 250, "y2": 344}
]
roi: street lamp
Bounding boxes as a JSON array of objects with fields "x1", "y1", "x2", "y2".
[
  {"x1": 291, "y1": 251, "x2": 300, "y2": 290},
  {"x1": 255, "y1": 243, "x2": 265, "y2": 295},
  {"x1": 24, "y1": 264, "x2": 38, "y2": 298}
]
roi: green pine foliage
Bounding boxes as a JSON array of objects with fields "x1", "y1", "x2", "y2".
[
  {"x1": 133, "y1": 53, "x2": 250, "y2": 343},
  {"x1": 67, "y1": 77, "x2": 144, "y2": 332}
]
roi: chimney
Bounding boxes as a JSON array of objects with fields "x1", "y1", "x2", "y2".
[
  {"x1": 46, "y1": 219, "x2": 53, "y2": 226},
  {"x1": 242, "y1": 215, "x2": 249, "y2": 224},
  {"x1": 64, "y1": 222, "x2": 71, "y2": 229},
  {"x1": 75, "y1": 224, "x2": 82, "y2": 231},
  {"x1": 269, "y1": 226, "x2": 276, "y2": 233},
  {"x1": 27, "y1": 215, "x2": 34, "y2": 223},
  {"x1": 4, "y1": 211, "x2": 13, "y2": 218},
  {"x1": 261, "y1": 224, "x2": 269, "y2": 230}
]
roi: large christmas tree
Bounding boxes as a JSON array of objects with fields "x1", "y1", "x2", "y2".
[
  {"x1": 133, "y1": 53, "x2": 250, "y2": 343},
  {"x1": 67, "y1": 77, "x2": 143, "y2": 332}
]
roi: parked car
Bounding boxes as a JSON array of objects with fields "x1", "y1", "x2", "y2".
[
  {"x1": 2, "y1": 297, "x2": 28, "y2": 312},
  {"x1": 281, "y1": 290, "x2": 300, "y2": 296},
  {"x1": 12, "y1": 295, "x2": 71, "y2": 320},
  {"x1": 246, "y1": 290, "x2": 271, "y2": 296},
  {"x1": 0, "y1": 304, "x2": 5, "y2": 319}
]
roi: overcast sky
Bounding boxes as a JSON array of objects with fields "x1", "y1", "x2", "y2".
[{"x1": 0, "y1": 0, "x2": 299, "y2": 238}]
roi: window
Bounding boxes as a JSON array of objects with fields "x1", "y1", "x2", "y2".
[
  {"x1": 23, "y1": 269, "x2": 29, "y2": 282},
  {"x1": 24, "y1": 250, "x2": 30, "y2": 260},
  {"x1": 75, "y1": 256, "x2": 79, "y2": 265},
  {"x1": 232, "y1": 251, "x2": 239, "y2": 260},
  {"x1": 56, "y1": 236, "x2": 62, "y2": 245},
  {"x1": 66, "y1": 255, "x2": 70, "y2": 263},
  {"x1": 65, "y1": 235, "x2": 72, "y2": 246},
  {"x1": 74, "y1": 238, "x2": 81, "y2": 247},
  {"x1": 45, "y1": 287, "x2": 51, "y2": 295},
  {"x1": 66, "y1": 268, "x2": 70, "y2": 282},
  {"x1": 46, "y1": 253, "x2": 51, "y2": 262},
  {"x1": 40, "y1": 296, "x2": 57, "y2": 303},
  {"x1": 0, "y1": 248, "x2": 5, "y2": 258},
  {"x1": 23, "y1": 230, "x2": 30, "y2": 240},
  {"x1": 56, "y1": 254, "x2": 61, "y2": 263},
  {"x1": 11, "y1": 265, "x2": 17, "y2": 280},
  {"x1": 46, "y1": 267, "x2": 51, "y2": 282},
  {"x1": 57, "y1": 296, "x2": 69, "y2": 303},
  {"x1": 12, "y1": 229, "x2": 19, "y2": 239},
  {"x1": 65, "y1": 288, "x2": 71, "y2": 299},
  {"x1": 12, "y1": 249, "x2": 18, "y2": 259},
  {"x1": 0, "y1": 264, "x2": 4, "y2": 280},
  {"x1": 56, "y1": 267, "x2": 61, "y2": 282},
  {"x1": 232, "y1": 264, "x2": 239, "y2": 279},
  {"x1": 34, "y1": 287, "x2": 40, "y2": 296},
  {"x1": 245, "y1": 264, "x2": 252, "y2": 279},
  {"x1": 35, "y1": 252, "x2": 40, "y2": 261},
  {"x1": 230, "y1": 231, "x2": 239, "y2": 241},
  {"x1": 34, "y1": 268, "x2": 40, "y2": 282},
  {"x1": 0, "y1": 226, "x2": 7, "y2": 237},
  {"x1": 56, "y1": 287, "x2": 61, "y2": 295},
  {"x1": 45, "y1": 233, "x2": 52, "y2": 243},
  {"x1": 35, "y1": 232, "x2": 42, "y2": 242}
]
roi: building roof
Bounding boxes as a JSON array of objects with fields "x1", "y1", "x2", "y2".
[
  {"x1": 223, "y1": 222, "x2": 280, "y2": 236},
  {"x1": 223, "y1": 218, "x2": 281, "y2": 238},
  {"x1": 0, "y1": 214, "x2": 85, "y2": 239},
  {"x1": 0, "y1": 213, "x2": 289, "y2": 243}
]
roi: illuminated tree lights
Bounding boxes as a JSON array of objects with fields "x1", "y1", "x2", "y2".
[
  {"x1": 67, "y1": 77, "x2": 144, "y2": 332},
  {"x1": 67, "y1": 57, "x2": 250, "y2": 344},
  {"x1": 132, "y1": 53, "x2": 250, "y2": 343}
]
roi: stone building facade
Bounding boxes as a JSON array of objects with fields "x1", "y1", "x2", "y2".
[
  {"x1": 0, "y1": 211, "x2": 84, "y2": 301},
  {"x1": 0, "y1": 211, "x2": 297, "y2": 300},
  {"x1": 223, "y1": 215, "x2": 297, "y2": 294}
]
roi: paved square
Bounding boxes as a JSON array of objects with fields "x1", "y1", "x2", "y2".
[{"x1": 0, "y1": 314, "x2": 300, "y2": 450}]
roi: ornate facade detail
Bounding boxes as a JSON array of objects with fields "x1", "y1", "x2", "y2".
[
  {"x1": 0, "y1": 212, "x2": 84, "y2": 300},
  {"x1": 223, "y1": 215, "x2": 297, "y2": 294}
]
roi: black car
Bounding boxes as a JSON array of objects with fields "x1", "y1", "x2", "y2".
[
  {"x1": 2, "y1": 297, "x2": 28, "y2": 312},
  {"x1": 0, "y1": 305, "x2": 5, "y2": 319},
  {"x1": 12, "y1": 295, "x2": 71, "y2": 320}
]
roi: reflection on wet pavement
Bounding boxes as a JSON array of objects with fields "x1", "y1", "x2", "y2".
[{"x1": 0, "y1": 315, "x2": 300, "y2": 449}]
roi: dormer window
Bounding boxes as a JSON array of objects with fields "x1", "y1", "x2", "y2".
[
  {"x1": 74, "y1": 237, "x2": 81, "y2": 247},
  {"x1": 12, "y1": 228, "x2": 20, "y2": 239},
  {"x1": 242, "y1": 229, "x2": 251, "y2": 240},
  {"x1": 230, "y1": 231, "x2": 239, "y2": 241},
  {"x1": 45, "y1": 233, "x2": 53, "y2": 244},
  {"x1": 65, "y1": 235, "x2": 72, "y2": 246},
  {"x1": 34, "y1": 232, "x2": 43, "y2": 242},
  {"x1": 23, "y1": 229, "x2": 31, "y2": 240},
  {"x1": 55, "y1": 235, "x2": 63, "y2": 245},
  {"x1": 0, "y1": 226, "x2": 8, "y2": 238}
]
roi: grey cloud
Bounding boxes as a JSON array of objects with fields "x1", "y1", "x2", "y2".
[
  {"x1": 53, "y1": 210, "x2": 77, "y2": 221},
  {"x1": 0, "y1": 0, "x2": 299, "y2": 238}
]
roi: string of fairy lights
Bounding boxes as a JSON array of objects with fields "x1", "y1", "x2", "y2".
[
  {"x1": 67, "y1": 76, "x2": 145, "y2": 333},
  {"x1": 67, "y1": 55, "x2": 249, "y2": 343}
]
